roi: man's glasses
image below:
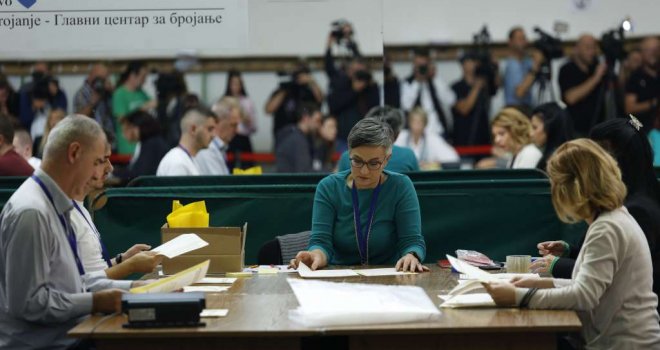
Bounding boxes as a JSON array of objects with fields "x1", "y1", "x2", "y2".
[{"x1": 350, "y1": 158, "x2": 385, "y2": 170}]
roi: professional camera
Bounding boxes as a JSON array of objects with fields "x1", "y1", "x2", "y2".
[
  {"x1": 91, "y1": 77, "x2": 108, "y2": 96},
  {"x1": 277, "y1": 65, "x2": 311, "y2": 91},
  {"x1": 600, "y1": 28, "x2": 626, "y2": 65},
  {"x1": 532, "y1": 27, "x2": 564, "y2": 61},
  {"x1": 469, "y1": 26, "x2": 498, "y2": 94},
  {"x1": 330, "y1": 19, "x2": 352, "y2": 41},
  {"x1": 353, "y1": 69, "x2": 373, "y2": 84}
]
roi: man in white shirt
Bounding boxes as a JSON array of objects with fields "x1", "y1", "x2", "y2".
[
  {"x1": 156, "y1": 107, "x2": 216, "y2": 176},
  {"x1": 196, "y1": 97, "x2": 241, "y2": 175},
  {"x1": 0, "y1": 115, "x2": 127, "y2": 349},
  {"x1": 401, "y1": 48, "x2": 456, "y2": 137}
]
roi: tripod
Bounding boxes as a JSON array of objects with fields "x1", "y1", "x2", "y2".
[{"x1": 536, "y1": 60, "x2": 556, "y2": 104}]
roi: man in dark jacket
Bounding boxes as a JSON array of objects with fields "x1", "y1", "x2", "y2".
[{"x1": 275, "y1": 103, "x2": 322, "y2": 173}]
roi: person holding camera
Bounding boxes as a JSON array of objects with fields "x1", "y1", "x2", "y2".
[
  {"x1": 74, "y1": 63, "x2": 115, "y2": 146},
  {"x1": 401, "y1": 48, "x2": 455, "y2": 139},
  {"x1": 558, "y1": 35, "x2": 607, "y2": 137},
  {"x1": 325, "y1": 29, "x2": 379, "y2": 151},
  {"x1": 451, "y1": 53, "x2": 495, "y2": 146},
  {"x1": 265, "y1": 62, "x2": 323, "y2": 147},
  {"x1": 625, "y1": 36, "x2": 660, "y2": 134},
  {"x1": 503, "y1": 27, "x2": 544, "y2": 108}
]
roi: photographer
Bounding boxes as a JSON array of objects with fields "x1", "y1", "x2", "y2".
[
  {"x1": 19, "y1": 62, "x2": 68, "y2": 133},
  {"x1": 503, "y1": 27, "x2": 544, "y2": 108},
  {"x1": 74, "y1": 63, "x2": 115, "y2": 144},
  {"x1": 325, "y1": 29, "x2": 379, "y2": 150},
  {"x1": 265, "y1": 62, "x2": 323, "y2": 146},
  {"x1": 558, "y1": 34, "x2": 607, "y2": 137},
  {"x1": 401, "y1": 48, "x2": 455, "y2": 138},
  {"x1": 625, "y1": 36, "x2": 660, "y2": 134},
  {"x1": 451, "y1": 52, "x2": 495, "y2": 146}
]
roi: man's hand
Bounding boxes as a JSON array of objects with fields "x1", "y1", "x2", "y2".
[
  {"x1": 395, "y1": 253, "x2": 429, "y2": 272},
  {"x1": 482, "y1": 281, "x2": 516, "y2": 306},
  {"x1": 537, "y1": 240, "x2": 566, "y2": 256},
  {"x1": 125, "y1": 251, "x2": 163, "y2": 274},
  {"x1": 289, "y1": 250, "x2": 327, "y2": 270},
  {"x1": 531, "y1": 49, "x2": 544, "y2": 71},
  {"x1": 92, "y1": 289, "x2": 124, "y2": 314},
  {"x1": 122, "y1": 244, "x2": 151, "y2": 260},
  {"x1": 594, "y1": 62, "x2": 607, "y2": 80}
]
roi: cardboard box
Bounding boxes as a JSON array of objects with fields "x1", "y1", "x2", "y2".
[{"x1": 160, "y1": 223, "x2": 247, "y2": 274}]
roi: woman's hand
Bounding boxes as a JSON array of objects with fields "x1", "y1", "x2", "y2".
[
  {"x1": 482, "y1": 281, "x2": 516, "y2": 306},
  {"x1": 395, "y1": 253, "x2": 429, "y2": 272},
  {"x1": 289, "y1": 249, "x2": 327, "y2": 270},
  {"x1": 510, "y1": 276, "x2": 555, "y2": 289},
  {"x1": 537, "y1": 240, "x2": 566, "y2": 256},
  {"x1": 529, "y1": 255, "x2": 556, "y2": 273}
]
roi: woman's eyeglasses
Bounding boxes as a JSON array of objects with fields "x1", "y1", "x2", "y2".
[{"x1": 350, "y1": 158, "x2": 384, "y2": 170}]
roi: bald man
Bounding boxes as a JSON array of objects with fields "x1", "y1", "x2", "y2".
[
  {"x1": 73, "y1": 63, "x2": 114, "y2": 139},
  {"x1": 0, "y1": 115, "x2": 131, "y2": 348},
  {"x1": 156, "y1": 107, "x2": 216, "y2": 176},
  {"x1": 558, "y1": 34, "x2": 607, "y2": 136},
  {"x1": 625, "y1": 37, "x2": 660, "y2": 133}
]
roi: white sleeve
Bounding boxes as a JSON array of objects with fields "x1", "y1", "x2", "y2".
[
  {"x1": 394, "y1": 130, "x2": 408, "y2": 148},
  {"x1": 428, "y1": 134, "x2": 460, "y2": 163},
  {"x1": 513, "y1": 146, "x2": 542, "y2": 169}
]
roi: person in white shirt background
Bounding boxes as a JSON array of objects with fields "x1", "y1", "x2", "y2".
[
  {"x1": 395, "y1": 107, "x2": 459, "y2": 170},
  {"x1": 156, "y1": 107, "x2": 216, "y2": 176},
  {"x1": 491, "y1": 107, "x2": 542, "y2": 169},
  {"x1": 196, "y1": 97, "x2": 241, "y2": 175},
  {"x1": 401, "y1": 48, "x2": 456, "y2": 138}
]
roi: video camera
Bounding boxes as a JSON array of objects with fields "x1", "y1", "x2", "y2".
[
  {"x1": 600, "y1": 28, "x2": 626, "y2": 66},
  {"x1": 468, "y1": 26, "x2": 498, "y2": 94},
  {"x1": 277, "y1": 65, "x2": 311, "y2": 91},
  {"x1": 532, "y1": 27, "x2": 564, "y2": 61}
]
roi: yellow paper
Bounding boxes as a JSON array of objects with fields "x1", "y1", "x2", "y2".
[
  {"x1": 232, "y1": 166, "x2": 263, "y2": 175},
  {"x1": 167, "y1": 200, "x2": 209, "y2": 228},
  {"x1": 131, "y1": 260, "x2": 210, "y2": 294}
]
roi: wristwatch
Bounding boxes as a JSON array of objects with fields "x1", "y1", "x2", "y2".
[{"x1": 116, "y1": 253, "x2": 123, "y2": 264}]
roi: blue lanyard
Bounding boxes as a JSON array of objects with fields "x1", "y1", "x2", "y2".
[
  {"x1": 178, "y1": 144, "x2": 193, "y2": 160},
  {"x1": 350, "y1": 176, "x2": 382, "y2": 265},
  {"x1": 72, "y1": 201, "x2": 112, "y2": 268},
  {"x1": 31, "y1": 175, "x2": 85, "y2": 276}
]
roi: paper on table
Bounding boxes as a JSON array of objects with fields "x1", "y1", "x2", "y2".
[
  {"x1": 446, "y1": 255, "x2": 501, "y2": 296},
  {"x1": 297, "y1": 262, "x2": 359, "y2": 278},
  {"x1": 288, "y1": 278, "x2": 441, "y2": 327},
  {"x1": 152, "y1": 233, "x2": 209, "y2": 259},
  {"x1": 459, "y1": 273, "x2": 539, "y2": 280},
  {"x1": 130, "y1": 260, "x2": 209, "y2": 294},
  {"x1": 200, "y1": 309, "x2": 229, "y2": 318},
  {"x1": 439, "y1": 293, "x2": 495, "y2": 308},
  {"x1": 354, "y1": 268, "x2": 417, "y2": 277},
  {"x1": 197, "y1": 277, "x2": 237, "y2": 284},
  {"x1": 183, "y1": 286, "x2": 230, "y2": 293}
]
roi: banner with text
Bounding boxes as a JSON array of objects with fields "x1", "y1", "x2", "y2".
[{"x1": 0, "y1": 0, "x2": 248, "y2": 60}]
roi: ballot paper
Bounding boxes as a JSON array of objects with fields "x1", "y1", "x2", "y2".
[
  {"x1": 196, "y1": 277, "x2": 237, "y2": 284},
  {"x1": 130, "y1": 260, "x2": 209, "y2": 294},
  {"x1": 297, "y1": 262, "x2": 359, "y2": 278},
  {"x1": 200, "y1": 309, "x2": 229, "y2": 318},
  {"x1": 459, "y1": 273, "x2": 539, "y2": 280},
  {"x1": 288, "y1": 278, "x2": 441, "y2": 327},
  {"x1": 152, "y1": 233, "x2": 209, "y2": 259},
  {"x1": 353, "y1": 268, "x2": 417, "y2": 277},
  {"x1": 439, "y1": 293, "x2": 496, "y2": 308},
  {"x1": 446, "y1": 254, "x2": 502, "y2": 296},
  {"x1": 183, "y1": 286, "x2": 230, "y2": 293}
]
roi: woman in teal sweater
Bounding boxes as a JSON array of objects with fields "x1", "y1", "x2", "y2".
[{"x1": 291, "y1": 117, "x2": 427, "y2": 272}]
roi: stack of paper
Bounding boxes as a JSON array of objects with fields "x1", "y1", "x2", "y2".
[
  {"x1": 296, "y1": 264, "x2": 418, "y2": 278},
  {"x1": 130, "y1": 260, "x2": 209, "y2": 294},
  {"x1": 439, "y1": 293, "x2": 495, "y2": 308},
  {"x1": 288, "y1": 278, "x2": 441, "y2": 327}
]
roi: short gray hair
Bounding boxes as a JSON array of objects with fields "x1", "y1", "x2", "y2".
[
  {"x1": 43, "y1": 114, "x2": 104, "y2": 160},
  {"x1": 348, "y1": 117, "x2": 393, "y2": 152},
  {"x1": 364, "y1": 106, "x2": 405, "y2": 138}
]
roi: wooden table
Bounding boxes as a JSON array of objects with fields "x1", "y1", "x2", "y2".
[{"x1": 69, "y1": 266, "x2": 581, "y2": 350}]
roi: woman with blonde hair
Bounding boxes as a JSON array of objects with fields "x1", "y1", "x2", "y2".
[
  {"x1": 484, "y1": 139, "x2": 660, "y2": 349},
  {"x1": 491, "y1": 107, "x2": 542, "y2": 168}
]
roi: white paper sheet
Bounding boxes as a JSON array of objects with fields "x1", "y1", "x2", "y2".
[
  {"x1": 459, "y1": 273, "x2": 539, "y2": 281},
  {"x1": 354, "y1": 268, "x2": 417, "y2": 277},
  {"x1": 183, "y1": 286, "x2": 230, "y2": 293},
  {"x1": 439, "y1": 293, "x2": 496, "y2": 308},
  {"x1": 152, "y1": 233, "x2": 209, "y2": 259},
  {"x1": 297, "y1": 262, "x2": 359, "y2": 278},
  {"x1": 447, "y1": 255, "x2": 500, "y2": 283},
  {"x1": 200, "y1": 309, "x2": 229, "y2": 318},
  {"x1": 130, "y1": 260, "x2": 209, "y2": 294},
  {"x1": 243, "y1": 265, "x2": 296, "y2": 273},
  {"x1": 197, "y1": 277, "x2": 237, "y2": 284},
  {"x1": 288, "y1": 278, "x2": 441, "y2": 327}
]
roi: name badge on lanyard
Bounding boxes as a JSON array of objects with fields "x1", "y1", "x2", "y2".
[
  {"x1": 31, "y1": 175, "x2": 86, "y2": 276},
  {"x1": 350, "y1": 176, "x2": 382, "y2": 265}
]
